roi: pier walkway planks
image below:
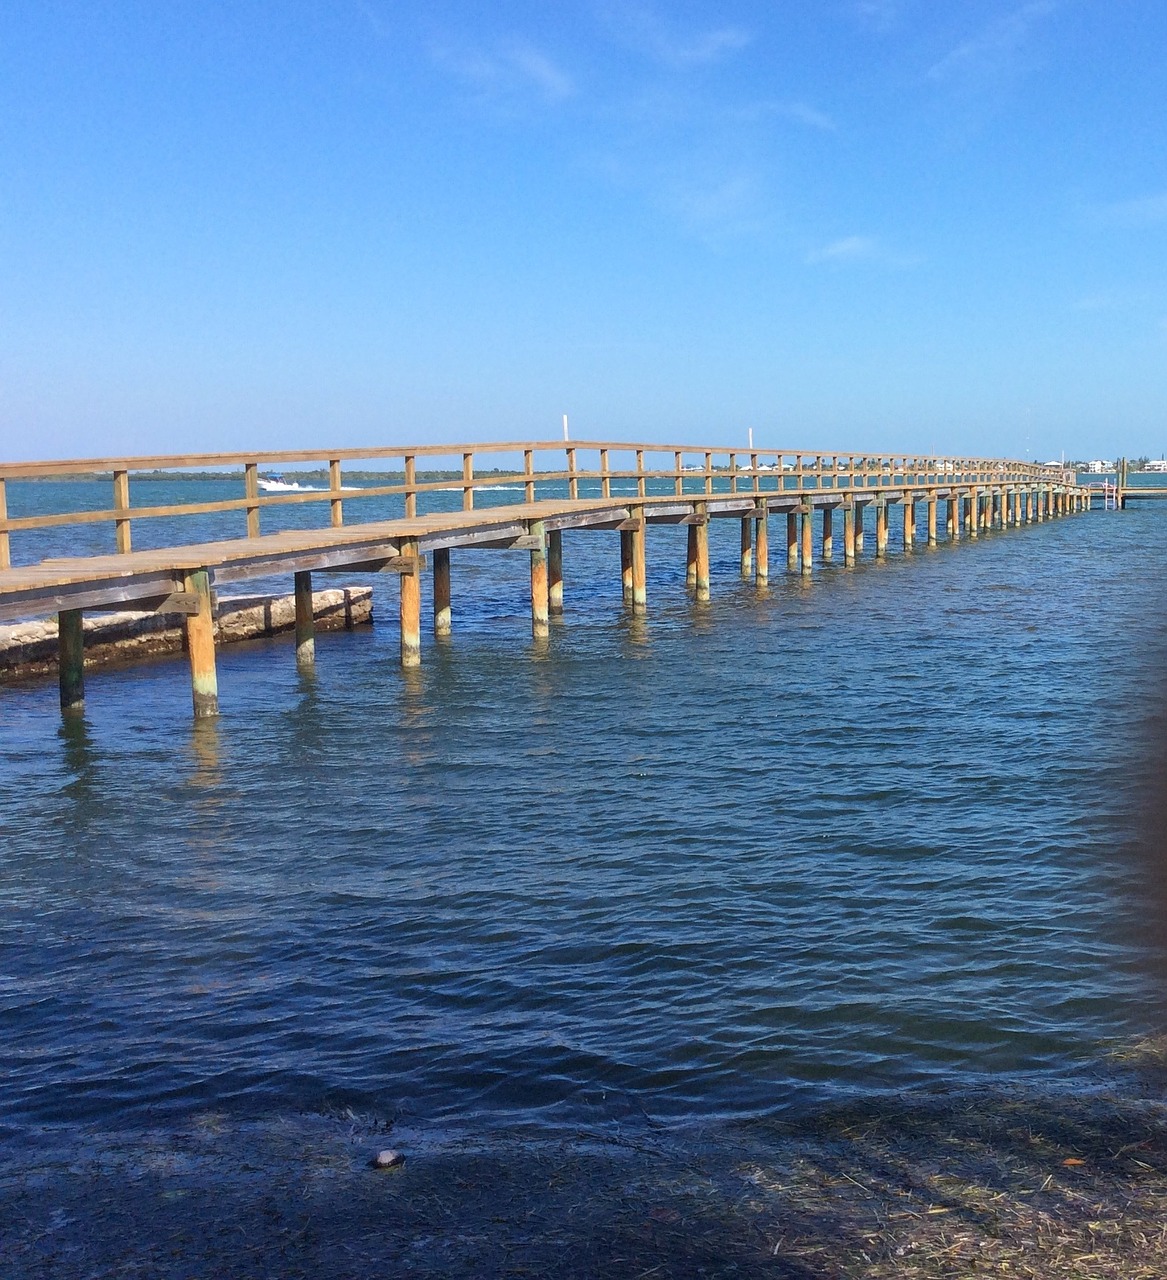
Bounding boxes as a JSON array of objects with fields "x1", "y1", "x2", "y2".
[{"x1": 0, "y1": 440, "x2": 1092, "y2": 718}]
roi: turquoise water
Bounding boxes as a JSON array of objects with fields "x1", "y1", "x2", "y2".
[{"x1": 1, "y1": 485, "x2": 1165, "y2": 1140}]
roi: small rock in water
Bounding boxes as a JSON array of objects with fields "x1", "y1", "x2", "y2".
[{"x1": 373, "y1": 1148, "x2": 405, "y2": 1170}]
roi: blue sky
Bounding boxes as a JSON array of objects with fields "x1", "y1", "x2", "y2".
[{"x1": 1, "y1": 1, "x2": 1165, "y2": 462}]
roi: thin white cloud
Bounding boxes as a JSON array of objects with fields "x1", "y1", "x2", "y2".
[
  {"x1": 808, "y1": 235, "x2": 878, "y2": 263},
  {"x1": 603, "y1": 5, "x2": 750, "y2": 69},
  {"x1": 855, "y1": 0, "x2": 902, "y2": 31},
  {"x1": 731, "y1": 99, "x2": 837, "y2": 131},
  {"x1": 434, "y1": 39, "x2": 574, "y2": 105},
  {"x1": 927, "y1": 0, "x2": 1058, "y2": 85},
  {"x1": 780, "y1": 101, "x2": 837, "y2": 132},
  {"x1": 1088, "y1": 192, "x2": 1167, "y2": 230},
  {"x1": 807, "y1": 235, "x2": 922, "y2": 267}
]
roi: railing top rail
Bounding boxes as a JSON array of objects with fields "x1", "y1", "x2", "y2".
[{"x1": 0, "y1": 439, "x2": 1073, "y2": 480}]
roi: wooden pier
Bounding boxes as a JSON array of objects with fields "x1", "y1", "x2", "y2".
[{"x1": 0, "y1": 442, "x2": 1091, "y2": 719}]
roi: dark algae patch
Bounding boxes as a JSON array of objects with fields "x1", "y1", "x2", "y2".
[{"x1": 4, "y1": 1069, "x2": 1167, "y2": 1278}]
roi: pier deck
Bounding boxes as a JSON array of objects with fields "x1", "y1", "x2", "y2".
[{"x1": 0, "y1": 440, "x2": 1091, "y2": 718}]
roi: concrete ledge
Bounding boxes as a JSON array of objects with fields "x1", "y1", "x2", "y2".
[{"x1": 0, "y1": 587, "x2": 373, "y2": 680}]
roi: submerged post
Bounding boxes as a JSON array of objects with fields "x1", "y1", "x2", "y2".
[
  {"x1": 529, "y1": 520, "x2": 549, "y2": 638},
  {"x1": 548, "y1": 529, "x2": 563, "y2": 616},
  {"x1": 685, "y1": 523, "x2": 698, "y2": 590},
  {"x1": 927, "y1": 494, "x2": 938, "y2": 546},
  {"x1": 740, "y1": 518, "x2": 752, "y2": 578},
  {"x1": 695, "y1": 508, "x2": 710, "y2": 602},
  {"x1": 631, "y1": 510, "x2": 647, "y2": 614},
  {"x1": 822, "y1": 507, "x2": 833, "y2": 562},
  {"x1": 875, "y1": 500, "x2": 888, "y2": 558},
  {"x1": 843, "y1": 504, "x2": 856, "y2": 566},
  {"x1": 184, "y1": 569, "x2": 219, "y2": 717},
  {"x1": 433, "y1": 548, "x2": 451, "y2": 637},
  {"x1": 294, "y1": 571, "x2": 314, "y2": 669},
  {"x1": 399, "y1": 542, "x2": 422, "y2": 667},
  {"x1": 969, "y1": 487, "x2": 979, "y2": 539},
  {"x1": 800, "y1": 504, "x2": 813, "y2": 576},
  {"x1": 787, "y1": 512, "x2": 799, "y2": 570},
  {"x1": 903, "y1": 499, "x2": 914, "y2": 550},
  {"x1": 58, "y1": 608, "x2": 84, "y2": 714},
  {"x1": 755, "y1": 510, "x2": 769, "y2": 585}
]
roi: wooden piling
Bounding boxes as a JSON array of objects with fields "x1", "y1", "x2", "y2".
[
  {"x1": 755, "y1": 511, "x2": 769, "y2": 585},
  {"x1": 822, "y1": 507, "x2": 833, "y2": 562},
  {"x1": 800, "y1": 506, "x2": 813, "y2": 576},
  {"x1": 399, "y1": 542, "x2": 422, "y2": 666},
  {"x1": 927, "y1": 494, "x2": 938, "y2": 546},
  {"x1": 969, "y1": 488, "x2": 978, "y2": 538},
  {"x1": 855, "y1": 505, "x2": 865, "y2": 553},
  {"x1": 947, "y1": 497, "x2": 957, "y2": 539},
  {"x1": 740, "y1": 517, "x2": 752, "y2": 579},
  {"x1": 685, "y1": 523, "x2": 698, "y2": 590},
  {"x1": 903, "y1": 499, "x2": 914, "y2": 550},
  {"x1": 529, "y1": 520, "x2": 549, "y2": 638},
  {"x1": 843, "y1": 504, "x2": 856, "y2": 566},
  {"x1": 632, "y1": 512, "x2": 647, "y2": 614},
  {"x1": 875, "y1": 501, "x2": 888, "y2": 558},
  {"x1": 548, "y1": 528, "x2": 563, "y2": 616},
  {"x1": 695, "y1": 510, "x2": 710, "y2": 602},
  {"x1": 621, "y1": 529, "x2": 634, "y2": 604},
  {"x1": 433, "y1": 548, "x2": 451, "y2": 637},
  {"x1": 787, "y1": 512, "x2": 799, "y2": 570},
  {"x1": 294, "y1": 570, "x2": 314, "y2": 668},
  {"x1": 184, "y1": 569, "x2": 219, "y2": 717},
  {"x1": 0, "y1": 477, "x2": 9, "y2": 569},
  {"x1": 58, "y1": 608, "x2": 84, "y2": 714}
]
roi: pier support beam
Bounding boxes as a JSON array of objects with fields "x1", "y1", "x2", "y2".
[
  {"x1": 755, "y1": 511, "x2": 769, "y2": 585},
  {"x1": 947, "y1": 497, "x2": 957, "y2": 540},
  {"x1": 294, "y1": 571, "x2": 314, "y2": 669},
  {"x1": 632, "y1": 512, "x2": 648, "y2": 614},
  {"x1": 58, "y1": 608, "x2": 84, "y2": 714},
  {"x1": 787, "y1": 512, "x2": 799, "y2": 570},
  {"x1": 740, "y1": 518, "x2": 753, "y2": 579},
  {"x1": 529, "y1": 521, "x2": 549, "y2": 638},
  {"x1": 548, "y1": 529, "x2": 563, "y2": 616},
  {"x1": 969, "y1": 488, "x2": 979, "y2": 539},
  {"x1": 184, "y1": 569, "x2": 219, "y2": 717},
  {"x1": 855, "y1": 505, "x2": 865, "y2": 554},
  {"x1": 694, "y1": 511, "x2": 710, "y2": 602},
  {"x1": 433, "y1": 548, "x2": 451, "y2": 637},
  {"x1": 822, "y1": 508, "x2": 833, "y2": 563},
  {"x1": 399, "y1": 544, "x2": 422, "y2": 667},
  {"x1": 800, "y1": 506, "x2": 813, "y2": 576},
  {"x1": 686, "y1": 524, "x2": 698, "y2": 590},
  {"x1": 927, "y1": 495, "x2": 938, "y2": 546},
  {"x1": 903, "y1": 499, "x2": 914, "y2": 550},
  {"x1": 621, "y1": 530, "x2": 634, "y2": 604},
  {"x1": 875, "y1": 501, "x2": 888, "y2": 558},
  {"x1": 843, "y1": 505, "x2": 856, "y2": 566}
]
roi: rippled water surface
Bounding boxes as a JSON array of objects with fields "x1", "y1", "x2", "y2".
[{"x1": 3, "y1": 492, "x2": 1167, "y2": 1138}]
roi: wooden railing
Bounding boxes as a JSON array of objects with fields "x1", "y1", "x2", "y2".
[{"x1": 0, "y1": 441, "x2": 1079, "y2": 569}]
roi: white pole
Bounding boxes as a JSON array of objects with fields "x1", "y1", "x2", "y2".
[{"x1": 562, "y1": 413, "x2": 569, "y2": 442}]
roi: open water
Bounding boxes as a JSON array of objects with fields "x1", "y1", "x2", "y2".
[{"x1": 2, "y1": 477, "x2": 1167, "y2": 1144}]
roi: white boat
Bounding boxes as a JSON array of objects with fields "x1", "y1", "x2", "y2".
[{"x1": 257, "y1": 476, "x2": 322, "y2": 493}]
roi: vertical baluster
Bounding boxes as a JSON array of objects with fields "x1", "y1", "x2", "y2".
[
  {"x1": 244, "y1": 463, "x2": 260, "y2": 538},
  {"x1": 462, "y1": 452, "x2": 474, "y2": 510},
  {"x1": 330, "y1": 459, "x2": 344, "y2": 527},
  {"x1": 601, "y1": 448, "x2": 611, "y2": 499},
  {"x1": 405, "y1": 455, "x2": 417, "y2": 518},
  {"x1": 525, "y1": 449, "x2": 536, "y2": 504},
  {"x1": 0, "y1": 477, "x2": 9, "y2": 569},
  {"x1": 113, "y1": 469, "x2": 132, "y2": 553},
  {"x1": 637, "y1": 450, "x2": 646, "y2": 499},
  {"x1": 567, "y1": 446, "x2": 578, "y2": 499}
]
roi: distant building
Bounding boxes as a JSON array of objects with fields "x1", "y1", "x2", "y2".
[
  {"x1": 1086, "y1": 460, "x2": 1112, "y2": 472},
  {"x1": 1144, "y1": 458, "x2": 1167, "y2": 472}
]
